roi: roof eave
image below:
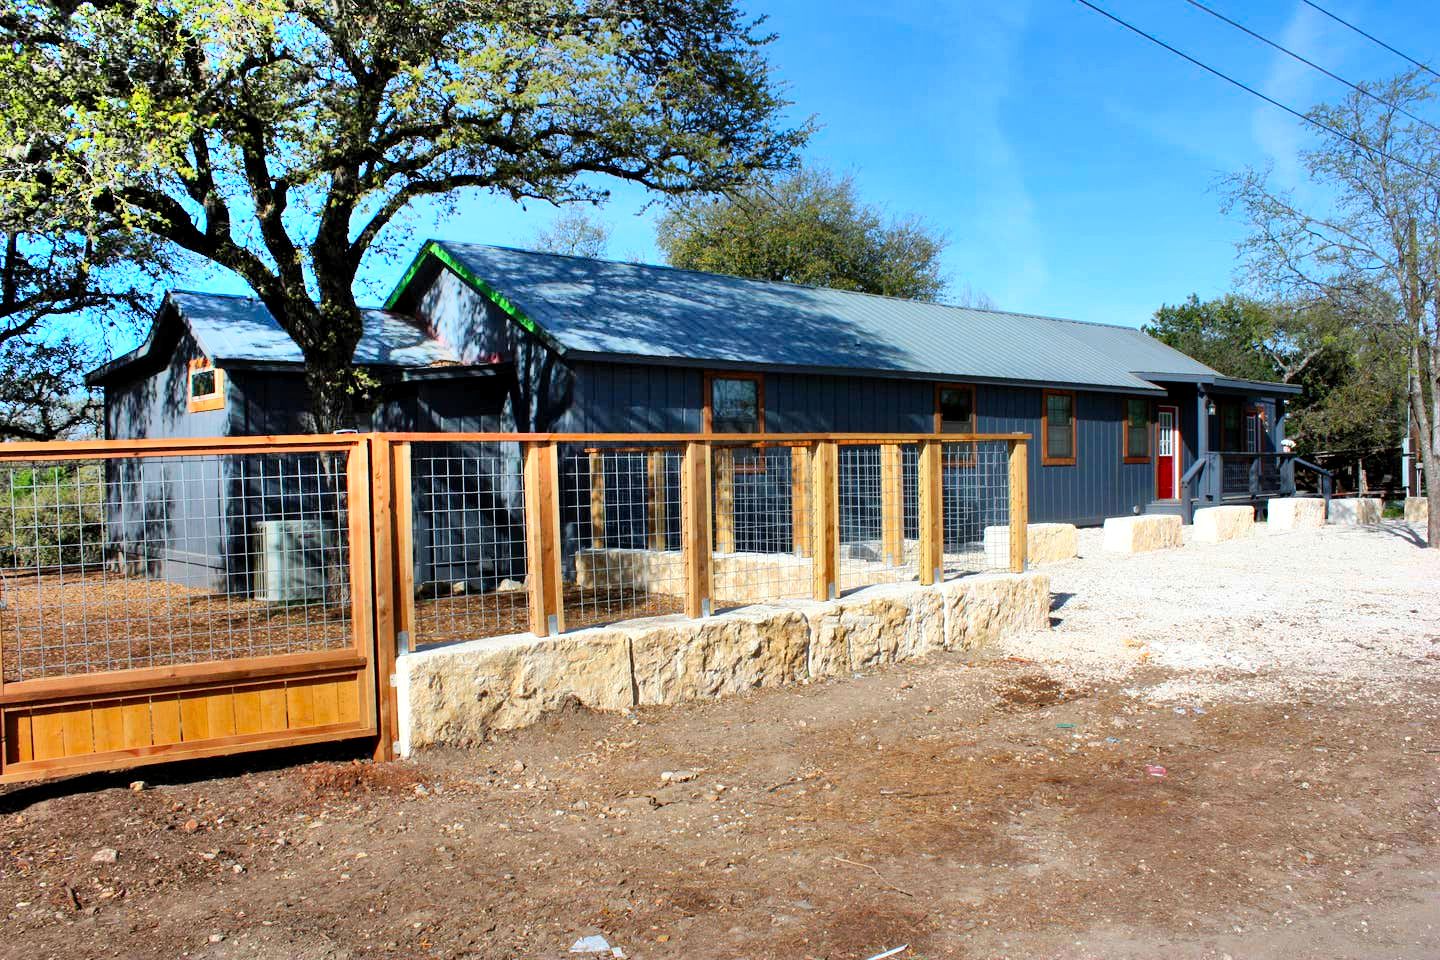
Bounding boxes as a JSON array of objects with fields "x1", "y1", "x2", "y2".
[{"x1": 1134, "y1": 371, "x2": 1302, "y2": 396}]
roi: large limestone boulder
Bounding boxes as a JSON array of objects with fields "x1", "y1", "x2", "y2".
[
  {"x1": 982, "y1": 523, "x2": 1078, "y2": 566},
  {"x1": 1328, "y1": 497, "x2": 1382, "y2": 526},
  {"x1": 941, "y1": 572, "x2": 1050, "y2": 654},
  {"x1": 804, "y1": 591, "x2": 916, "y2": 673},
  {"x1": 402, "y1": 631, "x2": 635, "y2": 749},
  {"x1": 1406, "y1": 496, "x2": 1430, "y2": 524},
  {"x1": 1192, "y1": 505, "x2": 1255, "y2": 544},
  {"x1": 1267, "y1": 497, "x2": 1326, "y2": 530},
  {"x1": 627, "y1": 606, "x2": 810, "y2": 705},
  {"x1": 1101, "y1": 515, "x2": 1182, "y2": 553}
]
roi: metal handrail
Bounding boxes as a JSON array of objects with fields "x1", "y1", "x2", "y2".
[{"x1": 1179, "y1": 457, "x2": 1208, "y2": 524}]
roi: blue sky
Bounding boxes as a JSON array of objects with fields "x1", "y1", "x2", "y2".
[{"x1": 173, "y1": 0, "x2": 1440, "y2": 342}]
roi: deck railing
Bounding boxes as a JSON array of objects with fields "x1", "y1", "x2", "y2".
[{"x1": 1181, "y1": 450, "x2": 1334, "y2": 522}]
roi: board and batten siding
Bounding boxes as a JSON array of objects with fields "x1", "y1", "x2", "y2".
[{"x1": 560, "y1": 361, "x2": 1156, "y2": 526}]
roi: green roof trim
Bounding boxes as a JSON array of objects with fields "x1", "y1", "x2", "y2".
[{"x1": 383, "y1": 240, "x2": 562, "y2": 353}]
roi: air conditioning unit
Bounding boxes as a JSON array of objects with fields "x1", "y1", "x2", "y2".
[{"x1": 255, "y1": 519, "x2": 326, "y2": 603}]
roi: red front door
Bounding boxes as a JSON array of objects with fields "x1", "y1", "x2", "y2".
[{"x1": 1156, "y1": 406, "x2": 1179, "y2": 500}]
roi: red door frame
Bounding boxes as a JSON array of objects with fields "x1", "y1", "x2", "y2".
[{"x1": 1156, "y1": 405, "x2": 1181, "y2": 500}]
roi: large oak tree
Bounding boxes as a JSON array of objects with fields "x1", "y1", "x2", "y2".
[{"x1": 1, "y1": 0, "x2": 806, "y2": 429}]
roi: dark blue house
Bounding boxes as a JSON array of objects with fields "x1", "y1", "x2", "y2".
[{"x1": 89, "y1": 240, "x2": 1300, "y2": 553}]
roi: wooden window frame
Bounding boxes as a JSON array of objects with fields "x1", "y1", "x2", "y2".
[
  {"x1": 933, "y1": 382, "x2": 977, "y2": 435},
  {"x1": 187, "y1": 357, "x2": 225, "y2": 413},
  {"x1": 704, "y1": 370, "x2": 765, "y2": 473},
  {"x1": 1041, "y1": 389, "x2": 1078, "y2": 467},
  {"x1": 1122, "y1": 398, "x2": 1152, "y2": 464},
  {"x1": 703, "y1": 370, "x2": 764, "y2": 435},
  {"x1": 934, "y1": 383, "x2": 978, "y2": 468}
]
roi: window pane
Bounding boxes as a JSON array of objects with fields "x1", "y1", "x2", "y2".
[
  {"x1": 1046, "y1": 394, "x2": 1073, "y2": 459},
  {"x1": 939, "y1": 387, "x2": 974, "y2": 432},
  {"x1": 711, "y1": 377, "x2": 759, "y2": 433},
  {"x1": 1125, "y1": 400, "x2": 1149, "y2": 458},
  {"x1": 191, "y1": 368, "x2": 217, "y2": 398}
]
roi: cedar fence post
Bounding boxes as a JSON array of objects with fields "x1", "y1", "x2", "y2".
[
  {"x1": 589, "y1": 450, "x2": 606, "y2": 548},
  {"x1": 714, "y1": 446, "x2": 736, "y2": 554},
  {"x1": 1007, "y1": 438, "x2": 1029, "y2": 573},
  {"x1": 917, "y1": 438, "x2": 944, "y2": 585},
  {"x1": 810, "y1": 440, "x2": 839, "y2": 601},
  {"x1": 880, "y1": 442, "x2": 903, "y2": 566},
  {"x1": 647, "y1": 448, "x2": 668, "y2": 551},
  {"x1": 791, "y1": 444, "x2": 811, "y2": 557},
  {"x1": 523, "y1": 440, "x2": 565, "y2": 637},
  {"x1": 681, "y1": 440, "x2": 713, "y2": 618}
]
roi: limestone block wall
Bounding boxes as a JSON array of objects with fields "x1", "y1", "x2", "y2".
[{"x1": 396, "y1": 571, "x2": 1050, "y2": 753}]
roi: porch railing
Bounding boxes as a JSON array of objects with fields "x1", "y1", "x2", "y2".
[{"x1": 1180, "y1": 451, "x2": 1334, "y2": 523}]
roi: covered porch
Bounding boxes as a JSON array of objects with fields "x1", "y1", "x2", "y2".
[{"x1": 1136, "y1": 373, "x2": 1332, "y2": 523}]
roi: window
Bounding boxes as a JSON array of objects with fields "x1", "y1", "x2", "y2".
[
  {"x1": 934, "y1": 384, "x2": 976, "y2": 434},
  {"x1": 187, "y1": 357, "x2": 224, "y2": 413},
  {"x1": 1123, "y1": 399, "x2": 1151, "y2": 462},
  {"x1": 1042, "y1": 389, "x2": 1076, "y2": 466},
  {"x1": 704, "y1": 372, "x2": 763, "y2": 433},
  {"x1": 1219, "y1": 403, "x2": 1241, "y2": 450}
]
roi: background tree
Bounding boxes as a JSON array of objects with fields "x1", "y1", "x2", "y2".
[
  {"x1": 1, "y1": 0, "x2": 805, "y2": 431},
  {"x1": 1223, "y1": 72, "x2": 1440, "y2": 543},
  {"x1": 530, "y1": 209, "x2": 612, "y2": 259},
  {"x1": 655, "y1": 166, "x2": 953, "y2": 301},
  {"x1": 1147, "y1": 292, "x2": 1406, "y2": 482},
  {"x1": 0, "y1": 209, "x2": 161, "y2": 438}
]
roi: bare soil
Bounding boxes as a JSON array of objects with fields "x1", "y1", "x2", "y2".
[{"x1": 2, "y1": 521, "x2": 1437, "y2": 960}]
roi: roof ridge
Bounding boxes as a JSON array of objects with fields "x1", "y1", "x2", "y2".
[{"x1": 434, "y1": 240, "x2": 1149, "y2": 332}]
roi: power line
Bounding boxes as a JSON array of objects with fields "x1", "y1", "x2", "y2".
[
  {"x1": 1182, "y1": 0, "x2": 1440, "y2": 137},
  {"x1": 1301, "y1": 0, "x2": 1440, "y2": 81},
  {"x1": 1071, "y1": 0, "x2": 1440, "y2": 186}
]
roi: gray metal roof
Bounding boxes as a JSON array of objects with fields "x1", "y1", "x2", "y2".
[
  {"x1": 171, "y1": 291, "x2": 457, "y2": 366},
  {"x1": 89, "y1": 290, "x2": 457, "y2": 383},
  {"x1": 422, "y1": 242, "x2": 1221, "y2": 393}
]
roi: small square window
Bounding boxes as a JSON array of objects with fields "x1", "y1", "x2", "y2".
[
  {"x1": 707, "y1": 374, "x2": 762, "y2": 433},
  {"x1": 188, "y1": 357, "x2": 224, "y2": 413},
  {"x1": 936, "y1": 384, "x2": 976, "y2": 434}
]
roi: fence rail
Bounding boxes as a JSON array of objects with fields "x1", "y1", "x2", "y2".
[
  {"x1": 378, "y1": 432, "x2": 1030, "y2": 647},
  {"x1": 0, "y1": 430, "x2": 1029, "y2": 782}
]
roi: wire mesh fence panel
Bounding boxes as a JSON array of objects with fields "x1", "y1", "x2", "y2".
[
  {"x1": 561, "y1": 444, "x2": 685, "y2": 630},
  {"x1": 939, "y1": 439, "x2": 1013, "y2": 576},
  {"x1": 710, "y1": 443, "x2": 812, "y2": 607},
  {"x1": 0, "y1": 452, "x2": 354, "y2": 683},
  {"x1": 838, "y1": 443, "x2": 919, "y2": 592},
  {"x1": 410, "y1": 441, "x2": 528, "y2": 646}
]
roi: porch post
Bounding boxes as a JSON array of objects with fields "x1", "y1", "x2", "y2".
[{"x1": 1194, "y1": 386, "x2": 1210, "y2": 509}]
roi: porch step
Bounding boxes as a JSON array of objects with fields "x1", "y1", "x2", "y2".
[{"x1": 1144, "y1": 501, "x2": 1185, "y2": 517}]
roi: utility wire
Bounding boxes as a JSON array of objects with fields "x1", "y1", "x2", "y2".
[
  {"x1": 1301, "y1": 0, "x2": 1440, "y2": 81},
  {"x1": 1071, "y1": 0, "x2": 1440, "y2": 186},
  {"x1": 1182, "y1": 0, "x2": 1440, "y2": 138}
]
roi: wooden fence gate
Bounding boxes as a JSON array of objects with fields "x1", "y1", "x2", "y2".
[{"x1": 0, "y1": 435, "x2": 384, "y2": 784}]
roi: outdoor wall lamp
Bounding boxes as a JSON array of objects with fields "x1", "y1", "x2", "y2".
[{"x1": 1205, "y1": 399, "x2": 1217, "y2": 416}]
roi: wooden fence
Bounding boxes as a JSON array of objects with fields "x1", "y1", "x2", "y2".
[{"x1": 0, "y1": 430, "x2": 1029, "y2": 782}]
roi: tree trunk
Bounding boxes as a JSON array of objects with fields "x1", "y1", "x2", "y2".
[
  {"x1": 1357, "y1": 457, "x2": 1367, "y2": 497},
  {"x1": 1410, "y1": 343, "x2": 1439, "y2": 547}
]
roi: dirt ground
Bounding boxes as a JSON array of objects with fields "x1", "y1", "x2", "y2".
[{"x1": 2, "y1": 519, "x2": 1438, "y2": 960}]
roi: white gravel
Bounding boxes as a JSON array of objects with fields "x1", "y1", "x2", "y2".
[{"x1": 1000, "y1": 519, "x2": 1440, "y2": 704}]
